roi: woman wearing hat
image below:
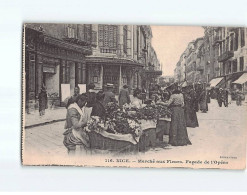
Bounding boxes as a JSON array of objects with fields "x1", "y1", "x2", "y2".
[
  {"x1": 183, "y1": 85, "x2": 199, "y2": 128},
  {"x1": 158, "y1": 88, "x2": 192, "y2": 146},
  {"x1": 118, "y1": 85, "x2": 131, "y2": 109},
  {"x1": 103, "y1": 83, "x2": 117, "y2": 106},
  {"x1": 38, "y1": 86, "x2": 48, "y2": 116}
]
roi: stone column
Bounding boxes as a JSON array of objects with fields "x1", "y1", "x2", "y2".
[
  {"x1": 100, "y1": 64, "x2": 104, "y2": 89},
  {"x1": 92, "y1": 24, "x2": 99, "y2": 52},
  {"x1": 69, "y1": 61, "x2": 75, "y2": 96},
  {"x1": 82, "y1": 59, "x2": 87, "y2": 84},
  {"x1": 119, "y1": 65, "x2": 122, "y2": 93},
  {"x1": 118, "y1": 25, "x2": 124, "y2": 57},
  {"x1": 127, "y1": 25, "x2": 132, "y2": 58},
  {"x1": 36, "y1": 55, "x2": 43, "y2": 96}
]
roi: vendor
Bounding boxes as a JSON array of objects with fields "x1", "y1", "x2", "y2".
[
  {"x1": 131, "y1": 88, "x2": 143, "y2": 109},
  {"x1": 91, "y1": 91, "x2": 106, "y2": 119},
  {"x1": 63, "y1": 94, "x2": 91, "y2": 155}
]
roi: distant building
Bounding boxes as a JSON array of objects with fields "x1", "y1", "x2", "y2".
[
  {"x1": 24, "y1": 23, "x2": 93, "y2": 109},
  {"x1": 86, "y1": 24, "x2": 161, "y2": 94},
  {"x1": 175, "y1": 26, "x2": 247, "y2": 92},
  {"x1": 24, "y1": 24, "x2": 162, "y2": 111}
]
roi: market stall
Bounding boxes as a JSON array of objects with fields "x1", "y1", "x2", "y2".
[{"x1": 86, "y1": 102, "x2": 171, "y2": 154}]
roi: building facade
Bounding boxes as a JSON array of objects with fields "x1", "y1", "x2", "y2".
[
  {"x1": 24, "y1": 24, "x2": 93, "y2": 110},
  {"x1": 174, "y1": 26, "x2": 247, "y2": 92},
  {"x1": 86, "y1": 24, "x2": 161, "y2": 94},
  {"x1": 24, "y1": 24, "x2": 161, "y2": 111}
]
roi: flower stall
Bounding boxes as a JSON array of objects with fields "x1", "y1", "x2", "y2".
[{"x1": 86, "y1": 102, "x2": 171, "y2": 153}]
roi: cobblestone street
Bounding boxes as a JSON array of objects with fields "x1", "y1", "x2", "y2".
[{"x1": 23, "y1": 99, "x2": 247, "y2": 168}]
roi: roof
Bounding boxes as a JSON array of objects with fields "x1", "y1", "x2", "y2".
[
  {"x1": 232, "y1": 73, "x2": 247, "y2": 84},
  {"x1": 209, "y1": 77, "x2": 224, "y2": 87},
  {"x1": 86, "y1": 56, "x2": 144, "y2": 67}
]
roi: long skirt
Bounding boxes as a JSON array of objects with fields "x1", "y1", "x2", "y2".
[
  {"x1": 199, "y1": 99, "x2": 208, "y2": 111},
  {"x1": 184, "y1": 105, "x2": 199, "y2": 128},
  {"x1": 169, "y1": 107, "x2": 192, "y2": 146}
]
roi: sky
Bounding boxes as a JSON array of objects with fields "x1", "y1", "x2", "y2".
[{"x1": 151, "y1": 26, "x2": 204, "y2": 76}]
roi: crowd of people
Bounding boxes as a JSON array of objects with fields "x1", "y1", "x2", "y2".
[{"x1": 60, "y1": 81, "x2": 245, "y2": 154}]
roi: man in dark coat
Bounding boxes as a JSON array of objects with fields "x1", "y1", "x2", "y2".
[
  {"x1": 38, "y1": 86, "x2": 48, "y2": 116},
  {"x1": 217, "y1": 88, "x2": 226, "y2": 107},
  {"x1": 103, "y1": 84, "x2": 117, "y2": 106},
  {"x1": 91, "y1": 91, "x2": 106, "y2": 119},
  {"x1": 118, "y1": 85, "x2": 131, "y2": 108}
]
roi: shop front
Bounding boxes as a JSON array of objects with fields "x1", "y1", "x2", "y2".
[
  {"x1": 24, "y1": 27, "x2": 92, "y2": 111},
  {"x1": 86, "y1": 57, "x2": 144, "y2": 94}
]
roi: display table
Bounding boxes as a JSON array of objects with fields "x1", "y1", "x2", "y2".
[
  {"x1": 88, "y1": 118, "x2": 171, "y2": 153},
  {"x1": 156, "y1": 117, "x2": 171, "y2": 141}
]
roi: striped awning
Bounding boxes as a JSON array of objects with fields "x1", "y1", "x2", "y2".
[
  {"x1": 209, "y1": 77, "x2": 224, "y2": 87},
  {"x1": 232, "y1": 73, "x2": 247, "y2": 84}
]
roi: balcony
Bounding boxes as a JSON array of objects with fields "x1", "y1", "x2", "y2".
[
  {"x1": 218, "y1": 51, "x2": 234, "y2": 62},
  {"x1": 215, "y1": 67, "x2": 220, "y2": 71},
  {"x1": 213, "y1": 35, "x2": 224, "y2": 45},
  {"x1": 196, "y1": 65, "x2": 204, "y2": 71},
  {"x1": 100, "y1": 48, "x2": 117, "y2": 54}
]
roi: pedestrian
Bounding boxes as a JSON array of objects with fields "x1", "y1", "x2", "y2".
[
  {"x1": 162, "y1": 88, "x2": 170, "y2": 102},
  {"x1": 131, "y1": 88, "x2": 143, "y2": 109},
  {"x1": 198, "y1": 85, "x2": 208, "y2": 113},
  {"x1": 206, "y1": 85, "x2": 211, "y2": 104},
  {"x1": 183, "y1": 85, "x2": 199, "y2": 128},
  {"x1": 103, "y1": 83, "x2": 117, "y2": 106},
  {"x1": 236, "y1": 89, "x2": 244, "y2": 106},
  {"x1": 91, "y1": 91, "x2": 106, "y2": 119},
  {"x1": 86, "y1": 83, "x2": 97, "y2": 108},
  {"x1": 38, "y1": 86, "x2": 48, "y2": 116},
  {"x1": 217, "y1": 88, "x2": 226, "y2": 107},
  {"x1": 224, "y1": 88, "x2": 229, "y2": 107},
  {"x1": 63, "y1": 94, "x2": 90, "y2": 155},
  {"x1": 118, "y1": 85, "x2": 131, "y2": 109},
  {"x1": 158, "y1": 89, "x2": 192, "y2": 146},
  {"x1": 64, "y1": 86, "x2": 80, "y2": 108}
]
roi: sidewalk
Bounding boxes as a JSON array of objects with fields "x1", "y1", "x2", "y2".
[{"x1": 24, "y1": 107, "x2": 67, "y2": 128}]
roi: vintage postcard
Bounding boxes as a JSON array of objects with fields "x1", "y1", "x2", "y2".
[{"x1": 22, "y1": 23, "x2": 247, "y2": 169}]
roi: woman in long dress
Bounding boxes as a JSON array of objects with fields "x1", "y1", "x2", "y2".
[
  {"x1": 183, "y1": 86, "x2": 199, "y2": 128},
  {"x1": 131, "y1": 89, "x2": 143, "y2": 109},
  {"x1": 158, "y1": 89, "x2": 192, "y2": 146},
  {"x1": 119, "y1": 85, "x2": 131, "y2": 109}
]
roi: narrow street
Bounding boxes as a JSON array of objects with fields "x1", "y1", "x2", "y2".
[{"x1": 23, "y1": 99, "x2": 247, "y2": 168}]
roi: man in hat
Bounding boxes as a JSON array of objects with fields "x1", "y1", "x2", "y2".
[
  {"x1": 103, "y1": 83, "x2": 117, "y2": 106},
  {"x1": 86, "y1": 83, "x2": 97, "y2": 108},
  {"x1": 38, "y1": 86, "x2": 48, "y2": 116},
  {"x1": 63, "y1": 94, "x2": 90, "y2": 155},
  {"x1": 118, "y1": 85, "x2": 131, "y2": 109},
  {"x1": 217, "y1": 88, "x2": 226, "y2": 107}
]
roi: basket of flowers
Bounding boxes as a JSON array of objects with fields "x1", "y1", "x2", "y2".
[{"x1": 86, "y1": 102, "x2": 142, "y2": 153}]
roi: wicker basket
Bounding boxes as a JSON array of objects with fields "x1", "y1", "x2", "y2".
[{"x1": 88, "y1": 131, "x2": 138, "y2": 153}]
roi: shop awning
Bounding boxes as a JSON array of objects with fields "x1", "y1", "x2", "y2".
[
  {"x1": 232, "y1": 73, "x2": 247, "y2": 84},
  {"x1": 209, "y1": 77, "x2": 224, "y2": 87}
]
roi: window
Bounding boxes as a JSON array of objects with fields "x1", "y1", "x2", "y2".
[
  {"x1": 61, "y1": 60, "x2": 70, "y2": 83},
  {"x1": 76, "y1": 63, "x2": 83, "y2": 84},
  {"x1": 67, "y1": 25, "x2": 75, "y2": 38},
  {"x1": 223, "y1": 62, "x2": 226, "y2": 75},
  {"x1": 137, "y1": 28, "x2": 139, "y2": 54},
  {"x1": 98, "y1": 25, "x2": 118, "y2": 49},
  {"x1": 123, "y1": 25, "x2": 128, "y2": 54},
  {"x1": 230, "y1": 34, "x2": 234, "y2": 51},
  {"x1": 240, "y1": 57, "x2": 244, "y2": 71},
  {"x1": 234, "y1": 30, "x2": 239, "y2": 51},
  {"x1": 84, "y1": 24, "x2": 92, "y2": 43},
  {"x1": 228, "y1": 62, "x2": 232, "y2": 74},
  {"x1": 232, "y1": 60, "x2": 237, "y2": 73},
  {"x1": 29, "y1": 54, "x2": 35, "y2": 92},
  {"x1": 240, "y1": 28, "x2": 245, "y2": 47}
]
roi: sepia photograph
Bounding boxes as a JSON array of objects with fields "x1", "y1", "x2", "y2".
[{"x1": 22, "y1": 23, "x2": 247, "y2": 169}]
